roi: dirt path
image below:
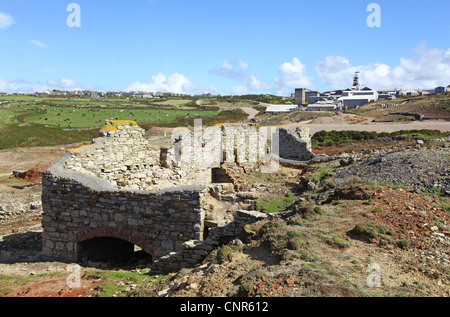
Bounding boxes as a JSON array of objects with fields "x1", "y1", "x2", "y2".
[
  {"x1": 241, "y1": 107, "x2": 259, "y2": 120},
  {"x1": 287, "y1": 119, "x2": 450, "y2": 135}
]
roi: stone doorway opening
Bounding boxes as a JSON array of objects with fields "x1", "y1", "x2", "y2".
[
  {"x1": 79, "y1": 237, "x2": 152, "y2": 267},
  {"x1": 211, "y1": 167, "x2": 233, "y2": 184}
]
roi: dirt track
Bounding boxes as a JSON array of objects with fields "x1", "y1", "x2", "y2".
[{"x1": 292, "y1": 119, "x2": 450, "y2": 135}]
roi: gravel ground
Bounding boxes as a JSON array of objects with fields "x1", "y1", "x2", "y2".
[{"x1": 333, "y1": 144, "x2": 450, "y2": 195}]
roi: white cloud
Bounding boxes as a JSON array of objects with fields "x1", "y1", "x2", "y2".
[
  {"x1": 315, "y1": 45, "x2": 450, "y2": 90},
  {"x1": 315, "y1": 56, "x2": 358, "y2": 89},
  {"x1": 0, "y1": 79, "x2": 11, "y2": 92},
  {"x1": 30, "y1": 40, "x2": 48, "y2": 48},
  {"x1": 203, "y1": 85, "x2": 220, "y2": 95},
  {"x1": 126, "y1": 73, "x2": 198, "y2": 94},
  {"x1": 0, "y1": 77, "x2": 93, "y2": 93},
  {"x1": 239, "y1": 61, "x2": 249, "y2": 71},
  {"x1": 0, "y1": 78, "x2": 50, "y2": 94},
  {"x1": 0, "y1": 12, "x2": 14, "y2": 29},
  {"x1": 210, "y1": 60, "x2": 272, "y2": 95},
  {"x1": 229, "y1": 85, "x2": 250, "y2": 95},
  {"x1": 47, "y1": 78, "x2": 83, "y2": 90},
  {"x1": 210, "y1": 60, "x2": 250, "y2": 82},
  {"x1": 274, "y1": 58, "x2": 315, "y2": 95},
  {"x1": 249, "y1": 74, "x2": 271, "y2": 91}
]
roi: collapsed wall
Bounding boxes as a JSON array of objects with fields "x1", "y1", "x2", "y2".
[
  {"x1": 41, "y1": 120, "x2": 315, "y2": 272},
  {"x1": 278, "y1": 127, "x2": 315, "y2": 161}
]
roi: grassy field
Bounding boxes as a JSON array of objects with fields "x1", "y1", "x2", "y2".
[
  {"x1": 0, "y1": 95, "x2": 239, "y2": 149},
  {"x1": 21, "y1": 105, "x2": 220, "y2": 129}
]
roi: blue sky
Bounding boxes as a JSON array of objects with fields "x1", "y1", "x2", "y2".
[{"x1": 0, "y1": 0, "x2": 449, "y2": 95}]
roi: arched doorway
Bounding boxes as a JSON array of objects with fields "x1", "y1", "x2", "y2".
[{"x1": 75, "y1": 228, "x2": 154, "y2": 267}]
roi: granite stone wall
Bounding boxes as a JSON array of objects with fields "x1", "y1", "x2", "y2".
[
  {"x1": 41, "y1": 158, "x2": 208, "y2": 264},
  {"x1": 41, "y1": 120, "x2": 314, "y2": 273},
  {"x1": 65, "y1": 120, "x2": 160, "y2": 174},
  {"x1": 277, "y1": 127, "x2": 315, "y2": 161}
]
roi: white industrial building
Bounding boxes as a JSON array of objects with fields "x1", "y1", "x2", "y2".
[
  {"x1": 306, "y1": 101, "x2": 339, "y2": 112},
  {"x1": 337, "y1": 73, "x2": 378, "y2": 109},
  {"x1": 265, "y1": 104, "x2": 298, "y2": 114},
  {"x1": 338, "y1": 89, "x2": 378, "y2": 109},
  {"x1": 294, "y1": 72, "x2": 379, "y2": 111}
]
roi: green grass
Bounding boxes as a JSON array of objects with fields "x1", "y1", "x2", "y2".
[
  {"x1": 312, "y1": 129, "x2": 448, "y2": 147},
  {"x1": 0, "y1": 109, "x2": 20, "y2": 128},
  {"x1": 94, "y1": 271, "x2": 165, "y2": 297},
  {"x1": 23, "y1": 105, "x2": 220, "y2": 129},
  {"x1": 0, "y1": 98, "x2": 247, "y2": 149},
  {"x1": 151, "y1": 99, "x2": 194, "y2": 106},
  {"x1": 308, "y1": 164, "x2": 333, "y2": 182},
  {"x1": 0, "y1": 272, "x2": 65, "y2": 296},
  {"x1": 255, "y1": 193, "x2": 297, "y2": 213},
  {"x1": 0, "y1": 95, "x2": 48, "y2": 101},
  {"x1": 0, "y1": 123, "x2": 97, "y2": 149},
  {"x1": 312, "y1": 130, "x2": 379, "y2": 147}
]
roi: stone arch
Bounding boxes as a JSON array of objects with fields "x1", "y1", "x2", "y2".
[{"x1": 75, "y1": 227, "x2": 155, "y2": 256}]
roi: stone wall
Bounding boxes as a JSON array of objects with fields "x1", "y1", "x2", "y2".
[
  {"x1": 41, "y1": 120, "x2": 314, "y2": 273},
  {"x1": 65, "y1": 120, "x2": 160, "y2": 174},
  {"x1": 41, "y1": 156, "x2": 208, "y2": 264},
  {"x1": 41, "y1": 155, "x2": 269, "y2": 273},
  {"x1": 151, "y1": 209, "x2": 269, "y2": 273},
  {"x1": 168, "y1": 123, "x2": 268, "y2": 169},
  {"x1": 277, "y1": 127, "x2": 315, "y2": 161}
]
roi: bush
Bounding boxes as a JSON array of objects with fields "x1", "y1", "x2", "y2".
[
  {"x1": 326, "y1": 236, "x2": 350, "y2": 249},
  {"x1": 311, "y1": 129, "x2": 447, "y2": 147},
  {"x1": 397, "y1": 240, "x2": 409, "y2": 249},
  {"x1": 216, "y1": 245, "x2": 242, "y2": 264}
]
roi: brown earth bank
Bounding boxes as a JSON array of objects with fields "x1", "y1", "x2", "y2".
[{"x1": 0, "y1": 137, "x2": 449, "y2": 298}]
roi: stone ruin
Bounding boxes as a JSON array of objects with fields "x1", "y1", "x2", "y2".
[{"x1": 41, "y1": 120, "x2": 317, "y2": 273}]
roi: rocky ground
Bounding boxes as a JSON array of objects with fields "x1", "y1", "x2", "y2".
[
  {"x1": 0, "y1": 137, "x2": 449, "y2": 298},
  {"x1": 334, "y1": 143, "x2": 450, "y2": 194}
]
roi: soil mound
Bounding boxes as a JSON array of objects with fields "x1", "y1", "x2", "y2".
[
  {"x1": 14, "y1": 164, "x2": 51, "y2": 183},
  {"x1": 331, "y1": 186, "x2": 376, "y2": 200}
]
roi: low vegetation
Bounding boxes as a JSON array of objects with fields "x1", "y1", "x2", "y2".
[{"x1": 312, "y1": 129, "x2": 448, "y2": 147}]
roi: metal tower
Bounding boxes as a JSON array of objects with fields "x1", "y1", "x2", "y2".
[{"x1": 352, "y1": 72, "x2": 361, "y2": 90}]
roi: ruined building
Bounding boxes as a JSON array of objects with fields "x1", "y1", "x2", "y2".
[{"x1": 41, "y1": 120, "x2": 316, "y2": 273}]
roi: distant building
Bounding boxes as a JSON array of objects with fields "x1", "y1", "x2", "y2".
[
  {"x1": 265, "y1": 104, "x2": 298, "y2": 114},
  {"x1": 294, "y1": 88, "x2": 306, "y2": 105},
  {"x1": 377, "y1": 89, "x2": 401, "y2": 99},
  {"x1": 306, "y1": 101, "x2": 339, "y2": 112},
  {"x1": 447, "y1": 85, "x2": 450, "y2": 92},
  {"x1": 294, "y1": 88, "x2": 320, "y2": 105},
  {"x1": 338, "y1": 88, "x2": 378, "y2": 109},
  {"x1": 435, "y1": 86, "x2": 446, "y2": 93},
  {"x1": 0, "y1": 92, "x2": 8, "y2": 96},
  {"x1": 399, "y1": 90, "x2": 419, "y2": 96}
]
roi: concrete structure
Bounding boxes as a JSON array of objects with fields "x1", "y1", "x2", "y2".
[
  {"x1": 295, "y1": 88, "x2": 306, "y2": 105},
  {"x1": 41, "y1": 120, "x2": 316, "y2": 273},
  {"x1": 294, "y1": 88, "x2": 320, "y2": 106},
  {"x1": 306, "y1": 102, "x2": 339, "y2": 112}
]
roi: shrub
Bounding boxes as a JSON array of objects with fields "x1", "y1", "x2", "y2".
[
  {"x1": 326, "y1": 236, "x2": 350, "y2": 249},
  {"x1": 397, "y1": 240, "x2": 409, "y2": 249},
  {"x1": 286, "y1": 237, "x2": 304, "y2": 251},
  {"x1": 372, "y1": 207, "x2": 383, "y2": 214},
  {"x1": 216, "y1": 245, "x2": 242, "y2": 264},
  {"x1": 258, "y1": 222, "x2": 280, "y2": 236},
  {"x1": 239, "y1": 282, "x2": 254, "y2": 296}
]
